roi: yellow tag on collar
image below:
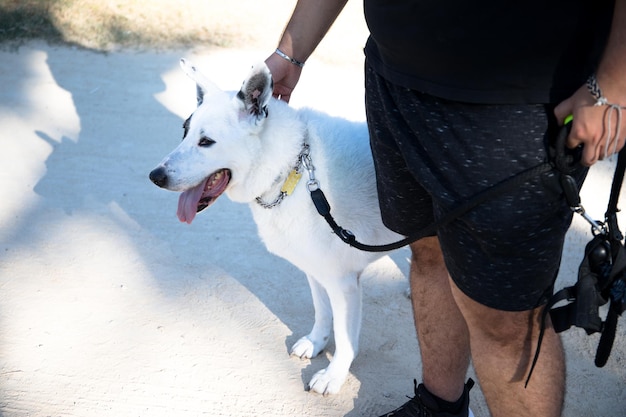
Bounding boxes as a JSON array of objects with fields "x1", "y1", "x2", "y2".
[{"x1": 280, "y1": 170, "x2": 302, "y2": 195}]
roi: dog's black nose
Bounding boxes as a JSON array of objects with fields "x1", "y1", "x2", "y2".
[{"x1": 149, "y1": 167, "x2": 168, "y2": 188}]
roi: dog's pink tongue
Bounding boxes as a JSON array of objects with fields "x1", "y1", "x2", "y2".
[{"x1": 177, "y1": 182, "x2": 205, "y2": 224}]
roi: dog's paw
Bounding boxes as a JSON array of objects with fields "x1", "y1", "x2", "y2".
[
  {"x1": 308, "y1": 368, "x2": 347, "y2": 395},
  {"x1": 290, "y1": 336, "x2": 324, "y2": 359}
]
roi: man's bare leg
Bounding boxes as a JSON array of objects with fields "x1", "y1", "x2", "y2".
[
  {"x1": 410, "y1": 237, "x2": 470, "y2": 402},
  {"x1": 451, "y1": 282, "x2": 565, "y2": 417}
]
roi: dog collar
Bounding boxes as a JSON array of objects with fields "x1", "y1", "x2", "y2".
[{"x1": 255, "y1": 142, "x2": 309, "y2": 209}]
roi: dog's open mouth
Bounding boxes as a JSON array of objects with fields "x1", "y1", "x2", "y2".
[{"x1": 177, "y1": 169, "x2": 231, "y2": 224}]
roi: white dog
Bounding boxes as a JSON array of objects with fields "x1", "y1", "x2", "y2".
[{"x1": 149, "y1": 60, "x2": 403, "y2": 395}]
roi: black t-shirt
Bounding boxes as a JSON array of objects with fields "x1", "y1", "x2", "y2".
[{"x1": 364, "y1": 0, "x2": 614, "y2": 104}]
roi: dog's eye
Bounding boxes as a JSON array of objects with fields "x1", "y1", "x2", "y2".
[{"x1": 198, "y1": 136, "x2": 216, "y2": 147}]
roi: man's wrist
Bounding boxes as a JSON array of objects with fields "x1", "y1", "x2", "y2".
[{"x1": 274, "y1": 48, "x2": 305, "y2": 68}]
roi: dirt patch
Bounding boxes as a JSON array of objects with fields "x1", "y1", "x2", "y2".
[{"x1": 0, "y1": 0, "x2": 295, "y2": 50}]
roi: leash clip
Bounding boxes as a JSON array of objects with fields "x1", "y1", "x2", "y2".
[
  {"x1": 573, "y1": 206, "x2": 606, "y2": 236},
  {"x1": 307, "y1": 180, "x2": 320, "y2": 192},
  {"x1": 560, "y1": 172, "x2": 606, "y2": 235},
  {"x1": 301, "y1": 147, "x2": 320, "y2": 192}
]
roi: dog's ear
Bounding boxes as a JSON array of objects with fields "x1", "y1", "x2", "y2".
[
  {"x1": 236, "y1": 62, "x2": 273, "y2": 121},
  {"x1": 180, "y1": 58, "x2": 221, "y2": 106}
]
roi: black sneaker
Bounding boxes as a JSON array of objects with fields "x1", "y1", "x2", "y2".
[{"x1": 378, "y1": 378, "x2": 475, "y2": 417}]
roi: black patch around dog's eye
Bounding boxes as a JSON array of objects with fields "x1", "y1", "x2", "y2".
[{"x1": 198, "y1": 136, "x2": 216, "y2": 147}]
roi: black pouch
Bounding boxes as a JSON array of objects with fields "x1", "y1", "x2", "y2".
[{"x1": 548, "y1": 232, "x2": 626, "y2": 366}]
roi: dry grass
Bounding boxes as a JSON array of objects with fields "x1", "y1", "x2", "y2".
[
  {"x1": 0, "y1": 0, "x2": 297, "y2": 51},
  {"x1": 0, "y1": 0, "x2": 367, "y2": 67}
]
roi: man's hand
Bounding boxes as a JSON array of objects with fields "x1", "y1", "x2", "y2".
[
  {"x1": 265, "y1": 52, "x2": 303, "y2": 103},
  {"x1": 554, "y1": 80, "x2": 626, "y2": 166},
  {"x1": 554, "y1": 85, "x2": 626, "y2": 166},
  {"x1": 555, "y1": 0, "x2": 626, "y2": 166}
]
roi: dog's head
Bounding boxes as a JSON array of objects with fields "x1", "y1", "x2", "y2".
[{"x1": 149, "y1": 59, "x2": 274, "y2": 224}]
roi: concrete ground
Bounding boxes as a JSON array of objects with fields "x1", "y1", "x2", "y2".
[{"x1": 0, "y1": 10, "x2": 625, "y2": 415}]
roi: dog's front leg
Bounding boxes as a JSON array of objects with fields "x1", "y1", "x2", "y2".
[
  {"x1": 308, "y1": 272, "x2": 361, "y2": 395},
  {"x1": 291, "y1": 274, "x2": 333, "y2": 359}
]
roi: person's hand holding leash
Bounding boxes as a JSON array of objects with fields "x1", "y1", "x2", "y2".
[
  {"x1": 555, "y1": 76, "x2": 626, "y2": 165},
  {"x1": 554, "y1": 0, "x2": 626, "y2": 166}
]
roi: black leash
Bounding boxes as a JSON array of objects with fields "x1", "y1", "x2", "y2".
[
  {"x1": 309, "y1": 162, "x2": 554, "y2": 252},
  {"x1": 595, "y1": 146, "x2": 626, "y2": 367},
  {"x1": 308, "y1": 125, "x2": 573, "y2": 253}
]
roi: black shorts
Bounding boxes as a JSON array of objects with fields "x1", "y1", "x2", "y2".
[{"x1": 365, "y1": 63, "x2": 588, "y2": 311}]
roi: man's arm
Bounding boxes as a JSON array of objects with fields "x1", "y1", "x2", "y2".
[
  {"x1": 265, "y1": 0, "x2": 349, "y2": 102},
  {"x1": 596, "y1": 0, "x2": 626, "y2": 102}
]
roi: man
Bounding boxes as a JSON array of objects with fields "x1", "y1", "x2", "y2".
[{"x1": 265, "y1": 1, "x2": 626, "y2": 416}]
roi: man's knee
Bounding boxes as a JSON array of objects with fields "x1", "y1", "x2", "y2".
[
  {"x1": 452, "y1": 285, "x2": 544, "y2": 346},
  {"x1": 410, "y1": 236, "x2": 444, "y2": 265}
]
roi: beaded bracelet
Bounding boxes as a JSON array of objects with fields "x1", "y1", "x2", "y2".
[
  {"x1": 587, "y1": 73, "x2": 626, "y2": 159},
  {"x1": 275, "y1": 48, "x2": 305, "y2": 68},
  {"x1": 587, "y1": 73, "x2": 609, "y2": 106}
]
